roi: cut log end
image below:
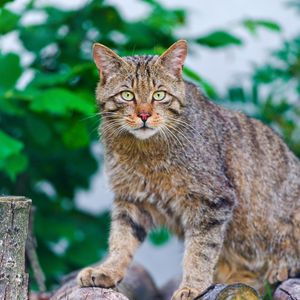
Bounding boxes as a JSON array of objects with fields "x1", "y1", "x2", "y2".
[
  {"x1": 197, "y1": 283, "x2": 260, "y2": 300},
  {"x1": 273, "y1": 278, "x2": 300, "y2": 300}
]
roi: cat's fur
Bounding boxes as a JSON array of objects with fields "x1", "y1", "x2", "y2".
[{"x1": 77, "y1": 40, "x2": 300, "y2": 300}]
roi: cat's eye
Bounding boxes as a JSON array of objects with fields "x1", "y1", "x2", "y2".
[
  {"x1": 153, "y1": 91, "x2": 166, "y2": 101},
  {"x1": 121, "y1": 91, "x2": 134, "y2": 101}
]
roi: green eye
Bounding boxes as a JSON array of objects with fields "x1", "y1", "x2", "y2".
[
  {"x1": 121, "y1": 91, "x2": 134, "y2": 101},
  {"x1": 153, "y1": 91, "x2": 166, "y2": 101}
]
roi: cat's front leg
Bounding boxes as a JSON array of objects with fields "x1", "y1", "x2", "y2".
[
  {"x1": 77, "y1": 199, "x2": 153, "y2": 288},
  {"x1": 172, "y1": 195, "x2": 235, "y2": 300}
]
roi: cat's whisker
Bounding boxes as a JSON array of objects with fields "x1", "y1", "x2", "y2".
[
  {"x1": 163, "y1": 125, "x2": 186, "y2": 154},
  {"x1": 102, "y1": 112, "x2": 120, "y2": 117},
  {"x1": 167, "y1": 116, "x2": 198, "y2": 134},
  {"x1": 158, "y1": 127, "x2": 171, "y2": 155},
  {"x1": 100, "y1": 121, "x2": 125, "y2": 139},
  {"x1": 166, "y1": 123, "x2": 196, "y2": 152},
  {"x1": 79, "y1": 112, "x2": 101, "y2": 122}
]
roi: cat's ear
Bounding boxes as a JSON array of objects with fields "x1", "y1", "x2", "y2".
[
  {"x1": 93, "y1": 43, "x2": 127, "y2": 83},
  {"x1": 157, "y1": 40, "x2": 187, "y2": 78}
]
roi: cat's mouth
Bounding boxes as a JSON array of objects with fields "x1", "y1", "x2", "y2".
[
  {"x1": 134, "y1": 125, "x2": 153, "y2": 130},
  {"x1": 131, "y1": 126, "x2": 157, "y2": 140}
]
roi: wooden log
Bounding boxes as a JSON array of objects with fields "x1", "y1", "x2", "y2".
[
  {"x1": 273, "y1": 278, "x2": 300, "y2": 300},
  {"x1": 49, "y1": 263, "x2": 161, "y2": 300},
  {"x1": 0, "y1": 196, "x2": 32, "y2": 300},
  {"x1": 197, "y1": 283, "x2": 260, "y2": 300},
  {"x1": 161, "y1": 278, "x2": 259, "y2": 300}
]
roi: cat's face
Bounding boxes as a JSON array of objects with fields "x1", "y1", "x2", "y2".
[{"x1": 93, "y1": 40, "x2": 187, "y2": 140}]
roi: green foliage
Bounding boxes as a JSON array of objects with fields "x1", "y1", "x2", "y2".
[
  {"x1": 0, "y1": 8, "x2": 19, "y2": 34},
  {"x1": 149, "y1": 227, "x2": 171, "y2": 246},
  {"x1": 262, "y1": 282, "x2": 274, "y2": 300},
  {"x1": 0, "y1": 130, "x2": 28, "y2": 180},
  {"x1": 0, "y1": 53, "x2": 22, "y2": 90},
  {"x1": 242, "y1": 19, "x2": 281, "y2": 35},
  {"x1": 196, "y1": 31, "x2": 243, "y2": 48},
  {"x1": 0, "y1": 0, "x2": 298, "y2": 293}
]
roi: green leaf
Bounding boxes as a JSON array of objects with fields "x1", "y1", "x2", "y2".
[
  {"x1": 149, "y1": 227, "x2": 170, "y2": 246},
  {"x1": 19, "y1": 25, "x2": 57, "y2": 52},
  {"x1": 242, "y1": 19, "x2": 281, "y2": 35},
  {"x1": 29, "y1": 71, "x2": 73, "y2": 88},
  {"x1": 62, "y1": 122, "x2": 90, "y2": 149},
  {"x1": 0, "y1": 0, "x2": 14, "y2": 7},
  {"x1": 0, "y1": 53, "x2": 22, "y2": 89},
  {"x1": 0, "y1": 93, "x2": 25, "y2": 115},
  {"x1": 30, "y1": 88, "x2": 95, "y2": 115},
  {"x1": 26, "y1": 117, "x2": 52, "y2": 146},
  {"x1": 2, "y1": 153, "x2": 28, "y2": 180},
  {"x1": 65, "y1": 238, "x2": 104, "y2": 266},
  {"x1": 0, "y1": 131, "x2": 27, "y2": 180},
  {"x1": 0, "y1": 130, "x2": 23, "y2": 160},
  {"x1": 195, "y1": 31, "x2": 242, "y2": 48},
  {"x1": 0, "y1": 8, "x2": 19, "y2": 34}
]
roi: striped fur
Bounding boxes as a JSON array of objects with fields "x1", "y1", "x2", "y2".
[{"x1": 77, "y1": 41, "x2": 300, "y2": 299}]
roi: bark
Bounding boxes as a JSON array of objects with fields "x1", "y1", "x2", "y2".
[
  {"x1": 161, "y1": 278, "x2": 260, "y2": 300},
  {"x1": 43, "y1": 263, "x2": 261, "y2": 300},
  {"x1": 49, "y1": 264, "x2": 161, "y2": 300},
  {"x1": 0, "y1": 196, "x2": 31, "y2": 300},
  {"x1": 196, "y1": 283, "x2": 260, "y2": 300},
  {"x1": 26, "y1": 207, "x2": 46, "y2": 292}
]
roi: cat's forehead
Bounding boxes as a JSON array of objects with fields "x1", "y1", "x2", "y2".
[{"x1": 123, "y1": 55, "x2": 159, "y2": 67}]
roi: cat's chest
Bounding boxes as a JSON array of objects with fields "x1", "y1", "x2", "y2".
[{"x1": 106, "y1": 152, "x2": 191, "y2": 203}]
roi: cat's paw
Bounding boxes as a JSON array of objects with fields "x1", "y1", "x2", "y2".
[
  {"x1": 266, "y1": 264, "x2": 288, "y2": 284},
  {"x1": 171, "y1": 287, "x2": 200, "y2": 300},
  {"x1": 77, "y1": 266, "x2": 124, "y2": 288}
]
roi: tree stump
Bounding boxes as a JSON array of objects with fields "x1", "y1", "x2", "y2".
[{"x1": 0, "y1": 196, "x2": 32, "y2": 300}]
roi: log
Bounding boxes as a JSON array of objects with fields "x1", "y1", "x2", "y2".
[
  {"x1": 50, "y1": 263, "x2": 260, "y2": 300},
  {"x1": 273, "y1": 278, "x2": 300, "y2": 300},
  {"x1": 161, "y1": 278, "x2": 260, "y2": 300},
  {"x1": 197, "y1": 283, "x2": 260, "y2": 300},
  {"x1": 49, "y1": 263, "x2": 161, "y2": 300},
  {"x1": 0, "y1": 196, "x2": 32, "y2": 300}
]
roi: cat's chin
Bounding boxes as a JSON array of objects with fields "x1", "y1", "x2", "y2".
[{"x1": 130, "y1": 128, "x2": 158, "y2": 140}]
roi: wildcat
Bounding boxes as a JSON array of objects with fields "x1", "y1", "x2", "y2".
[{"x1": 77, "y1": 40, "x2": 300, "y2": 300}]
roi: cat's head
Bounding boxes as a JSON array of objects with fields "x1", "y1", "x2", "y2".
[{"x1": 93, "y1": 40, "x2": 187, "y2": 140}]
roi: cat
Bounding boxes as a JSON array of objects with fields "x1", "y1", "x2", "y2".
[{"x1": 77, "y1": 40, "x2": 300, "y2": 300}]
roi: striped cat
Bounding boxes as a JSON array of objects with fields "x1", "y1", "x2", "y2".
[{"x1": 77, "y1": 40, "x2": 300, "y2": 299}]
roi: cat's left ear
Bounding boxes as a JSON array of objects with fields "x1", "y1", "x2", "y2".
[
  {"x1": 157, "y1": 40, "x2": 187, "y2": 78},
  {"x1": 93, "y1": 43, "x2": 127, "y2": 84}
]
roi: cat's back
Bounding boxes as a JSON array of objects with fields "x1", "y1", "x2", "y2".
[{"x1": 185, "y1": 80, "x2": 300, "y2": 208}]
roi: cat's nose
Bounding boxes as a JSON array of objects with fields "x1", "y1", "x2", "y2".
[{"x1": 138, "y1": 112, "x2": 151, "y2": 122}]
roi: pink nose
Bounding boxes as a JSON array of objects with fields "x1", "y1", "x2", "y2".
[{"x1": 138, "y1": 112, "x2": 151, "y2": 122}]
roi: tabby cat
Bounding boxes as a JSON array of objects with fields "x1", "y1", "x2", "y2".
[{"x1": 77, "y1": 40, "x2": 300, "y2": 300}]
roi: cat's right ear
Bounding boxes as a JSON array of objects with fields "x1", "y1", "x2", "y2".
[{"x1": 93, "y1": 43, "x2": 127, "y2": 84}]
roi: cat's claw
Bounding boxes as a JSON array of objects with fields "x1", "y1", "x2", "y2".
[
  {"x1": 266, "y1": 264, "x2": 289, "y2": 284},
  {"x1": 77, "y1": 266, "x2": 123, "y2": 288},
  {"x1": 171, "y1": 287, "x2": 201, "y2": 300}
]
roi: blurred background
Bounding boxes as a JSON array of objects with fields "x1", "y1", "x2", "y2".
[{"x1": 1, "y1": 0, "x2": 300, "y2": 294}]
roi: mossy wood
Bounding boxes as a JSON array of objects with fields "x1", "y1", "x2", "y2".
[
  {"x1": 197, "y1": 283, "x2": 260, "y2": 300},
  {"x1": 0, "y1": 196, "x2": 31, "y2": 300}
]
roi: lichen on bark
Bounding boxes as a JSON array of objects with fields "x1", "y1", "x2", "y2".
[{"x1": 0, "y1": 196, "x2": 31, "y2": 300}]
